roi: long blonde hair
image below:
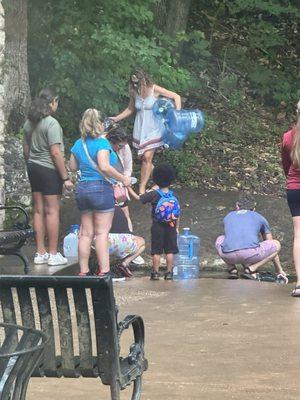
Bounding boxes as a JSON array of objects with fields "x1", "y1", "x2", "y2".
[
  {"x1": 291, "y1": 100, "x2": 300, "y2": 167},
  {"x1": 79, "y1": 109, "x2": 103, "y2": 140}
]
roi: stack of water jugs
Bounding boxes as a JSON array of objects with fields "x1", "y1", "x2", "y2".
[
  {"x1": 63, "y1": 224, "x2": 80, "y2": 261},
  {"x1": 173, "y1": 228, "x2": 201, "y2": 280}
]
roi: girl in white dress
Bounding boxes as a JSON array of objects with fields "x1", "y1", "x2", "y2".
[{"x1": 111, "y1": 70, "x2": 181, "y2": 194}]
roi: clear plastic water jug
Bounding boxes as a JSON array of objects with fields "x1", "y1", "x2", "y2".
[
  {"x1": 166, "y1": 109, "x2": 205, "y2": 134},
  {"x1": 63, "y1": 224, "x2": 80, "y2": 259},
  {"x1": 173, "y1": 228, "x2": 200, "y2": 280}
]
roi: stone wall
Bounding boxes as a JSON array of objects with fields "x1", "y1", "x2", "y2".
[
  {"x1": 4, "y1": 135, "x2": 31, "y2": 206},
  {"x1": 0, "y1": 2, "x2": 5, "y2": 226}
]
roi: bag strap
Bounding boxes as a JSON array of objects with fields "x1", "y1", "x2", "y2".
[
  {"x1": 156, "y1": 188, "x2": 173, "y2": 198},
  {"x1": 82, "y1": 140, "x2": 115, "y2": 184}
]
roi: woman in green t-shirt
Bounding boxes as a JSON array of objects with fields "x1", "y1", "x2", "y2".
[{"x1": 23, "y1": 88, "x2": 73, "y2": 266}]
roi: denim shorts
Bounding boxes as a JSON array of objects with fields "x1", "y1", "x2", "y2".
[{"x1": 75, "y1": 180, "x2": 115, "y2": 213}]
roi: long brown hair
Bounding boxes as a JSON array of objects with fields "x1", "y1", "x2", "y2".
[
  {"x1": 28, "y1": 88, "x2": 58, "y2": 124},
  {"x1": 129, "y1": 69, "x2": 153, "y2": 100},
  {"x1": 290, "y1": 100, "x2": 300, "y2": 167}
]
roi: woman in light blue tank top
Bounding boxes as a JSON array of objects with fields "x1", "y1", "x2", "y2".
[{"x1": 111, "y1": 70, "x2": 181, "y2": 194}]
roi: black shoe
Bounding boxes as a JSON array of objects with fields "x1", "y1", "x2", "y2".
[
  {"x1": 150, "y1": 271, "x2": 160, "y2": 280},
  {"x1": 164, "y1": 271, "x2": 173, "y2": 280}
]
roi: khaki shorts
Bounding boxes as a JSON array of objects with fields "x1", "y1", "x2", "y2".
[{"x1": 215, "y1": 235, "x2": 277, "y2": 266}]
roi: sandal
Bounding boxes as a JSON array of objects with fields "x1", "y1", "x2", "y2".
[
  {"x1": 116, "y1": 263, "x2": 133, "y2": 278},
  {"x1": 97, "y1": 271, "x2": 111, "y2": 278},
  {"x1": 78, "y1": 271, "x2": 94, "y2": 276},
  {"x1": 291, "y1": 285, "x2": 300, "y2": 297},
  {"x1": 228, "y1": 267, "x2": 239, "y2": 280},
  {"x1": 241, "y1": 266, "x2": 258, "y2": 280}
]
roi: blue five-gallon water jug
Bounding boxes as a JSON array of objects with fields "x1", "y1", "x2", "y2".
[
  {"x1": 163, "y1": 130, "x2": 186, "y2": 150},
  {"x1": 63, "y1": 224, "x2": 80, "y2": 259},
  {"x1": 165, "y1": 109, "x2": 205, "y2": 134},
  {"x1": 152, "y1": 97, "x2": 175, "y2": 118},
  {"x1": 173, "y1": 227, "x2": 200, "y2": 280}
]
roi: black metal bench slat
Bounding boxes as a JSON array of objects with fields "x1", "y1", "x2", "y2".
[
  {"x1": 35, "y1": 288, "x2": 58, "y2": 377},
  {"x1": 53, "y1": 287, "x2": 77, "y2": 377},
  {"x1": 16, "y1": 287, "x2": 35, "y2": 330},
  {"x1": 72, "y1": 288, "x2": 97, "y2": 377},
  {"x1": 0, "y1": 288, "x2": 18, "y2": 354},
  {"x1": 0, "y1": 229, "x2": 34, "y2": 242},
  {"x1": 92, "y1": 282, "x2": 121, "y2": 386}
]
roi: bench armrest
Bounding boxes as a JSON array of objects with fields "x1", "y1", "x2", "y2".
[
  {"x1": 0, "y1": 205, "x2": 30, "y2": 228},
  {"x1": 118, "y1": 315, "x2": 146, "y2": 365}
]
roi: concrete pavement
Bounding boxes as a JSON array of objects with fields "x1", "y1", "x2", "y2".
[{"x1": 26, "y1": 277, "x2": 300, "y2": 400}]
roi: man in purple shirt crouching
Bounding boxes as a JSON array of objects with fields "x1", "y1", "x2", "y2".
[{"x1": 215, "y1": 193, "x2": 287, "y2": 282}]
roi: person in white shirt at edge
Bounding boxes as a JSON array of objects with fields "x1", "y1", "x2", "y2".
[{"x1": 107, "y1": 125, "x2": 145, "y2": 265}]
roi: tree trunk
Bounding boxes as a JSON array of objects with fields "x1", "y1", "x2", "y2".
[
  {"x1": 0, "y1": 1, "x2": 5, "y2": 224},
  {"x1": 3, "y1": 0, "x2": 30, "y2": 133},
  {"x1": 153, "y1": 0, "x2": 192, "y2": 36}
]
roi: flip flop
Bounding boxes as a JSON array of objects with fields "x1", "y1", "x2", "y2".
[
  {"x1": 291, "y1": 285, "x2": 300, "y2": 297},
  {"x1": 228, "y1": 267, "x2": 239, "y2": 280}
]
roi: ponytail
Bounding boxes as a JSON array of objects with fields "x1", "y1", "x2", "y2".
[
  {"x1": 290, "y1": 101, "x2": 300, "y2": 167},
  {"x1": 28, "y1": 88, "x2": 58, "y2": 124}
]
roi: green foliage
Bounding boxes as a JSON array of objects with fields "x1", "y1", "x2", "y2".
[
  {"x1": 26, "y1": 0, "x2": 299, "y2": 191},
  {"x1": 28, "y1": 0, "x2": 194, "y2": 133}
]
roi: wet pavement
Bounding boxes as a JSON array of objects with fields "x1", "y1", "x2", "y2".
[
  {"x1": 25, "y1": 277, "x2": 300, "y2": 400},
  {"x1": 0, "y1": 188, "x2": 298, "y2": 399}
]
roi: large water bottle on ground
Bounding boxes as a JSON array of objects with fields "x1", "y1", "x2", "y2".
[
  {"x1": 165, "y1": 109, "x2": 205, "y2": 134},
  {"x1": 63, "y1": 224, "x2": 80, "y2": 260},
  {"x1": 173, "y1": 228, "x2": 200, "y2": 280}
]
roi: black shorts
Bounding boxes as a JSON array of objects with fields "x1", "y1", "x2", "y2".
[
  {"x1": 151, "y1": 220, "x2": 179, "y2": 255},
  {"x1": 287, "y1": 189, "x2": 300, "y2": 217},
  {"x1": 27, "y1": 163, "x2": 63, "y2": 195}
]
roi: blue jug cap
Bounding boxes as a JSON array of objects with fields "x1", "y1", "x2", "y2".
[
  {"x1": 70, "y1": 224, "x2": 80, "y2": 233},
  {"x1": 182, "y1": 227, "x2": 190, "y2": 236}
]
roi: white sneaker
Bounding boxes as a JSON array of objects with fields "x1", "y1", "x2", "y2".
[
  {"x1": 131, "y1": 255, "x2": 145, "y2": 265},
  {"x1": 48, "y1": 252, "x2": 68, "y2": 266},
  {"x1": 34, "y1": 252, "x2": 49, "y2": 264}
]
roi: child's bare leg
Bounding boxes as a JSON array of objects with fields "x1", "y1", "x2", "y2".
[
  {"x1": 166, "y1": 253, "x2": 174, "y2": 272},
  {"x1": 152, "y1": 254, "x2": 160, "y2": 272}
]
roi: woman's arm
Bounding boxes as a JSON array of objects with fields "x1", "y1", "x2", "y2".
[
  {"x1": 23, "y1": 140, "x2": 30, "y2": 162},
  {"x1": 120, "y1": 144, "x2": 133, "y2": 177},
  {"x1": 281, "y1": 135, "x2": 291, "y2": 177},
  {"x1": 50, "y1": 144, "x2": 73, "y2": 190},
  {"x1": 111, "y1": 98, "x2": 136, "y2": 123},
  {"x1": 69, "y1": 153, "x2": 79, "y2": 172},
  {"x1": 97, "y1": 149, "x2": 131, "y2": 186},
  {"x1": 154, "y1": 84, "x2": 181, "y2": 110}
]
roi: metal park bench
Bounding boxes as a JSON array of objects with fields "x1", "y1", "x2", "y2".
[
  {"x1": 0, "y1": 206, "x2": 34, "y2": 273},
  {"x1": 0, "y1": 275, "x2": 148, "y2": 400}
]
